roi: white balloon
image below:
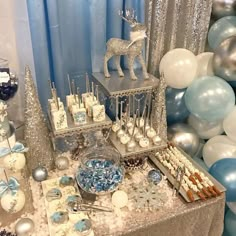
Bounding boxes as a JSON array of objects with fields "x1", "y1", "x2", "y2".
[
  {"x1": 223, "y1": 107, "x2": 236, "y2": 142},
  {"x1": 196, "y1": 52, "x2": 214, "y2": 77},
  {"x1": 159, "y1": 48, "x2": 197, "y2": 89},
  {"x1": 188, "y1": 114, "x2": 224, "y2": 139},
  {"x1": 203, "y1": 135, "x2": 236, "y2": 168},
  {"x1": 227, "y1": 202, "x2": 236, "y2": 214}
]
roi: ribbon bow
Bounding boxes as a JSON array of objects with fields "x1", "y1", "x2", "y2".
[
  {"x1": 0, "y1": 177, "x2": 20, "y2": 197},
  {"x1": 0, "y1": 142, "x2": 29, "y2": 158}
]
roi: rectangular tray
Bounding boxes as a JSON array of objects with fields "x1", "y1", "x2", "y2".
[
  {"x1": 109, "y1": 131, "x2": 167, "y2": 158},
  {"x1": 48, "y1": 110, "x2": 112, "y2": 138},
  {"x1": 149, "y1": 147, "x2": 226, "y2": 202},
  {"x1": 42, "y1": 177, "x2": 94, "y2": 236}
]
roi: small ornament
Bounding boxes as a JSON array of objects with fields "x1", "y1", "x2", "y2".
[
  {"x1": 112, "y1": 190, "x2": 128, "y2": 208},
  {"x1": 1, "y1": 189, "x2": 25, "y2": 213},
  {"x1": 15, "y1": 218, "x2": 34, "y2": 236},
  {"x1": 74, "y1": 219, "x2": 92, "y2": 235},
  {"x1": 32, "y1": 166, "x2": 48, "y2": 182},
  {"x1": 46, "y1": 188, "x2": 62, "y2": 202},
  {"x1": 50, "y1": 211, "x2": 69, "y2": 224},
  {"x1": 147, "y1": 169, "x2": 162, "y2": 185},
  {"x1": 55, "y1": 156, "x2": 69, "y2": 170}
]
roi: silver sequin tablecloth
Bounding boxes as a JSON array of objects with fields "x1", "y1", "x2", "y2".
[
  {"x1": 104, "y1": 194, "x2": 225, "y2": 236},
  {"x1": 0, "y1": 158, "x2": 225, "y2": 236}
]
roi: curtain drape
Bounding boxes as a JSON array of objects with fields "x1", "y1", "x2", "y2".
[
  {"x1": 27, "y1": 0, "x2": 145, "y2": 110},
  {"x1": 145, "y1": 0, "x2": 212, "y2": 77}
]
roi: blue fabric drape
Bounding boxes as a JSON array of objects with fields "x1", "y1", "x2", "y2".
[{"x1": 27, "y1": 0, "x2": 144, "y2": 110}]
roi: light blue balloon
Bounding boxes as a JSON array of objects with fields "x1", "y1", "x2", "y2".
[
  {"x1": 225, "y1": 210, "x2": 236, "y2": 236},
  {"x1": 208, "y1": 16, "x2": 236, "y2": 50},
  {"x1": 166, "y1": 87, "x2": 189, "y2": 125},
  {"x1": 184, "y1": 76, "x2": 235, "y2": 122},
  {"x1": 209, "y1": 158, "x2": 236, "y2": 202}
]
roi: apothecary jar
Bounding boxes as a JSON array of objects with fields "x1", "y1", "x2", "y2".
[{"x1": 76, "y1": 144, "x2": 124, "y2": 195}]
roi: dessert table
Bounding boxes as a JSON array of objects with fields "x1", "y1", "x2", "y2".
[{"x1": 0, "y1": 152, "x2": 225, "y2": 236}]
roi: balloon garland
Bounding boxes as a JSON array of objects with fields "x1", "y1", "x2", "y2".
[{"x1": 162, "y1": 2, "x2": 236, "y2": 234}]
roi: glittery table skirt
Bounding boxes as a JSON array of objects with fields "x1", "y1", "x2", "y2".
[
  {"x1": 0, "y1": 158, "x2": 225, "y2": 236},
  {"x1": 92, "y1": 194, "x2": 225, "y2": 236}
]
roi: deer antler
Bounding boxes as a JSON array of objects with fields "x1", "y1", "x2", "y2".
[{"x1": 118, "y1": 8, "x2": 137, "y2": 26}]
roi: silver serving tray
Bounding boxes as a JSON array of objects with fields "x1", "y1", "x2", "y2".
[
  {"x1": 149, "y1": 147, "x2": 226, "y2": 202},
  {"x1": 92, "y1": 70, "x2": 159, "y2": 97},
  {"x1": 109, "y1": 131, "x2": 167, "y2": 159},
  {"x1": 48, "y1": 110, "x2": 112, "y2": 138}
]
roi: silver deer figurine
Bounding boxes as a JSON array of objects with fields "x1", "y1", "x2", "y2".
[{"x1": 104, "y1": 9, "x2": 149, "y2": 81}]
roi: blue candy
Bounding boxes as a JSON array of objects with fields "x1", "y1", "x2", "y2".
[{"x1": 77, "y1": 159, "x2": 124, "y2": 194}]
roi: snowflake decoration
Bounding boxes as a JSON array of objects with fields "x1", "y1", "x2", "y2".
[{"x1": 128, "y1": 183, "x2": 168, "y2": 212}]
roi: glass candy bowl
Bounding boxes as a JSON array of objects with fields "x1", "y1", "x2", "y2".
[{"x1": 76, "y1": 146, "x2": 124, "y2": 195}]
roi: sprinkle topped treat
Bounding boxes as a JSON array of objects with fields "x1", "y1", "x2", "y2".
[{"x1": 74, "y1": 219, "x2": 92, "y2": 234}]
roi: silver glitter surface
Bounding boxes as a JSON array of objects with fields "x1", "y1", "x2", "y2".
[
  {"x1": 146, "y1": 0, "x2": 212, "y2": 76},
  {"x1": 152, "y1": 75, "x2": 167, "y2": 141},
  {"x1": 24, "y1": 66, "x2": 54, "y2": 171}
]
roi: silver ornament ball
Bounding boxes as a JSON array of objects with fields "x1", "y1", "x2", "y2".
[
  {"x1": 212, "y1": 0, "x2": 236, "y2": 19},
  {"x1": 15, "y1": 218, "x2": 34, "y2": 236},
  {"x1": 168, "y1": 123, "x2": 200, "y2": 157},
  {"x1": 55, "y1": 156, "x2": 69, "y2": 170},
  {"x1": 32, "y1": 166, "x2": 48, "y2": 182},
  {"x1": 213, "y1": 36, "x2": 236, "y2": 81}
]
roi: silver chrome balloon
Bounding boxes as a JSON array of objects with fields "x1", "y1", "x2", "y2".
[
  {"x1": 212, "y1": 0, "x2": 236, "y2": 19},
  {"x1": 213, "y1": 36, "x2": 236, "y2": 81},
  {"x1": 167, "y1": 123, "x2": 200, "y2": 156},
  {"x1": 15, "y1": 218, "x2": 35, "y2": 236}
]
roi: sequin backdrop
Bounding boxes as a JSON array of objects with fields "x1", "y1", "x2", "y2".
[
  {"x1": 24, "y1": 66, "x2": 54, "y2": 171},
  {"x1": 145, "y1": 0, "x2": 213, "y2": 76}
]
